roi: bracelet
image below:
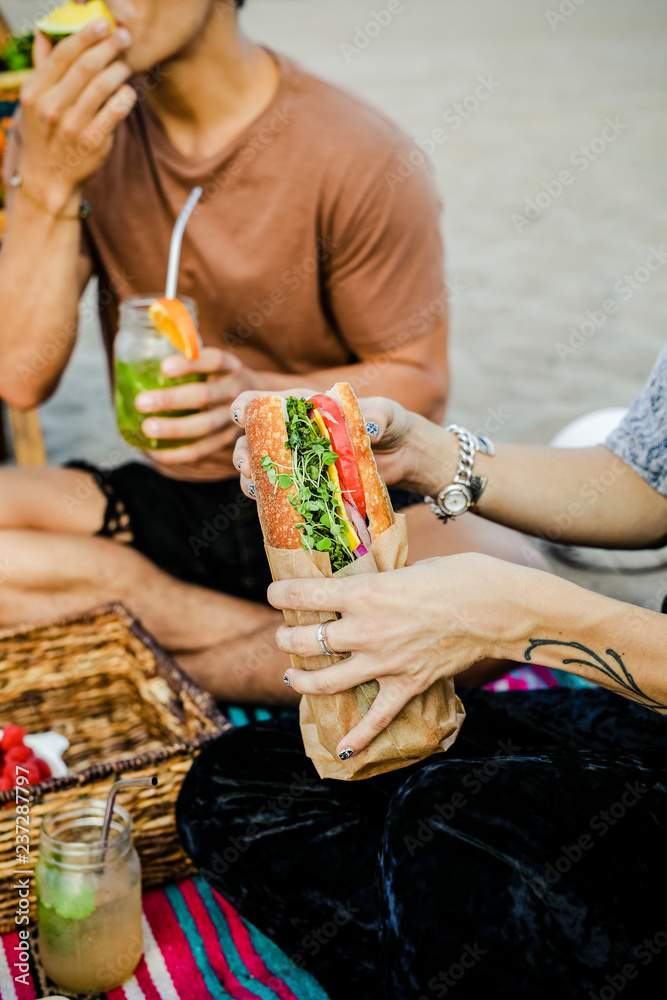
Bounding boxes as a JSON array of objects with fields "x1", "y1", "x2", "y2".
[
  {"x1": 9, "y1": 173, "x2": 91, "y2": 222},
  {"x1": 425, "y1": 423, "x2": 495, "y2": 523}
]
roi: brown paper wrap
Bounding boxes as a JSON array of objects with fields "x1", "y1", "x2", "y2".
[{"x1": 266, "y1": 513, "x2": 465, "y2": 780}]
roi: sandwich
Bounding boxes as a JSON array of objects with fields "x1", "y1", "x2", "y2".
[{"x1": 245, "y1": 383, "x2": 393, "y2": 568}]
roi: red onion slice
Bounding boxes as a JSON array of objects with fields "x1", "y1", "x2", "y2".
[{"x1": 344, "y1": 500, "x2": 372, "y2": 551}]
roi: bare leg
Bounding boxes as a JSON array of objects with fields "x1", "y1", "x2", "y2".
[
  {"x1": 0, "y1": 468, "x2": 296, "y2": 702},
  {"x1": 0, "y1": 525, "x2": 296, "y2": 701}
]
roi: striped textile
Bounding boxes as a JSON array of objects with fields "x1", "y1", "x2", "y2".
[
  {"x1": 1, "y1": 877, "x2": 329, "y2": 1000},
  {"x1": 485, "y1": 664, "x2": 598, "y2": 692},
  {"x1": 484, "y1": 664, "x2": 561, "y2": 692}
]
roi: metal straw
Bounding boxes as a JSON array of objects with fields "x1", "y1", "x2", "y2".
[
  {"x1": 165, "y1": 186, "x2": 203, "y2": 299},
  {"x1": 101, "y1": 776, "x2": 158, "y2": 851}
]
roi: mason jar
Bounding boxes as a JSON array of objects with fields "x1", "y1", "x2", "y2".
[
  {"x1": 114, "y1": 293, "x2": 204, "y2": 450},
  {"x1": 37, "y1": 799, "x2": 143, "y2": 994}
]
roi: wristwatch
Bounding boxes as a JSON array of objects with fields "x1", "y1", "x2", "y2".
[{"x1": 426, "y1": 424, "x2": 494, "y2": 523}]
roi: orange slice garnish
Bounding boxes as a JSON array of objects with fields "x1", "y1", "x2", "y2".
[{"x1": 148, "y1": 297, "x2": 200, "y2": 361}]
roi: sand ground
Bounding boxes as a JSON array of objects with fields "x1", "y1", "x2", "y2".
[{"x1": 3, "y1": 0, "x2": 667, "y2": 605}]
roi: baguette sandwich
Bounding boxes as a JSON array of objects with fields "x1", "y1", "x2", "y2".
[{"x1": 245, "y1": 383, "x2": 393, "y2": 566}]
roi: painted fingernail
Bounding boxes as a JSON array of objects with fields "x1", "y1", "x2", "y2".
[
  {"x1": 248, "y1": 483, "x2": 256, "y2": 497},
  {"x1": 365, "y1": 422, "x2": 380, "y2": 438},
  {"x1": 338, "y1": 748, "x2": 355, "y2": 761},
  {"x1": 237, "y1": 458, "x2": 243, "y2": 471},
  {"x1": 233, "y1": 409, "x2": 241, "y2": 424},
  {"x1": 283, "y1": 672, "x2": 291, "y2": 687}
]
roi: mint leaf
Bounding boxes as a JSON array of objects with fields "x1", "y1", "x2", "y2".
[{"x1": 36, "y1": 859, "x2": 96, "y2": 921}]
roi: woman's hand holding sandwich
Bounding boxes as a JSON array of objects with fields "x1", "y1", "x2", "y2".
[
  {"x1": 268, "y1": 554, "x2": 524, "y2": 755},
  {"x1": 231, "y1": 391, "x2": 458, "y2": 499},
  {"x1": 231, "y1": 389, "x2": 667, "y2": 758}
]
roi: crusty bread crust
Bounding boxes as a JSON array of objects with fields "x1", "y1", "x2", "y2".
[
  {"x1": 334, "y1": 382, "x2": 394, "y2": 538},
  {"x1": 246, "y1": 396, "x2": 303, "y2": 550}
]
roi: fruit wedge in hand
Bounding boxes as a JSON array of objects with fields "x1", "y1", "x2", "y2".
[
  {"x1": 35, "y1": 1, "x2": 116, "y2": 40},
  {"x1": 148, "y1": 297, "x2": 200, "y2": 361}
]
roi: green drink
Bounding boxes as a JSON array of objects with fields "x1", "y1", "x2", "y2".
[
  {"x1": 37, "y1": 799, "x2": 143, "y2": 994},
  {"x1": 115, "y1": 357, "x2": 204, "y2": 450},
  {"x1": 114, "y1": 294, "x2": 204, "y2": 451}
]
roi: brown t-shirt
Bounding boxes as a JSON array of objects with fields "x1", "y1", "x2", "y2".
[{"x1": 9, "y1": 52, "x2": 446, "y2": 478}]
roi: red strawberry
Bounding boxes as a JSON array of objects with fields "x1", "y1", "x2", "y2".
[
  {"x1": 1, "y1": 725, "x2": 26, "y2": 751},
  {"x1": 35, "y1": 757, "x2": 51, "y2": 780},
  {"x1": 5, "y1": 745, "x2": 31, "y2": 764},
  {"x1": 0, "y1": 776, "x2": 12, "y2": 791},
  {"x1": 24, "y1": 758, "x2": 43, "y2": 785}
]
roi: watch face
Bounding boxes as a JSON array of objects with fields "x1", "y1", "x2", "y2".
[{"x1": 440, "y1": 485, "x2": 472, "y2": 515}]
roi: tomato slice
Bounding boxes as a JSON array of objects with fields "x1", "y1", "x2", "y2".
[{"x1": 309, "y1": 394, "x2": 367, "y2": 520}]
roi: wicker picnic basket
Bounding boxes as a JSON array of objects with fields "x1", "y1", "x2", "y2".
[{"x1": 0, "y1": 603, "x2": 230, "y2": 935}]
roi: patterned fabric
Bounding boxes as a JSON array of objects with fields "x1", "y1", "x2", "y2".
[
  {"x1": 484, "y1": 663, "x2": 560, "y2": 691},
  {"x1": 605, "y1": 340, "x2": 667, "y2": 496},
  {"x1": 0, "y1": 877, "x2": 328, "y2": 1000},
  {"x1": 485, "y1": 664, "x2": 596, "y2": 691}
]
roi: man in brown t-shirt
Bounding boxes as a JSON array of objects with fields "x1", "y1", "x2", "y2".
[{"x1": 0, "y1": 0, "x2": 454, "y2": 701}]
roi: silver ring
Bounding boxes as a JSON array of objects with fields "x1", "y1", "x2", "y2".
[{"x1": 317, "y1": 619, "x2": 337, "y2": 656}]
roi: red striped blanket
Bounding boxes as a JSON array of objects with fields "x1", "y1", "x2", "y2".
[{"x1": 0, "y1": 878, "x2": 328, "y2": 1000}]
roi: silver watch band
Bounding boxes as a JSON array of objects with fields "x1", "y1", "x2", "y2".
[{"x1": 425, "y1": 424, "x2": 494, "y2": 523}]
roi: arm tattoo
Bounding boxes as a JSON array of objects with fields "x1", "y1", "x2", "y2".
[{"x1": 524, "y1": 639, "x2": 667, "y2": 714}]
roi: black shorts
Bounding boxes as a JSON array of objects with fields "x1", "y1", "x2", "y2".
[{"x1": 68, "y1": 461, "x2": 422, "y2": 603}]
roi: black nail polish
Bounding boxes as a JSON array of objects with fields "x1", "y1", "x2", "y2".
[
  {"x1": 248, "y1": 483, "x2": 256, "y2": 498},
  {"x1": 237, "y1": 458, "x2": 243, "y2": 471},
  {"x1": 283, "y1": 672, "x2": 291, "y2": 687},
  {"x1": 338, "y1": 748, "x2": 354, "y2": 761},
  {"x1": 233, "y1": 409, "x2": 241, "y2": 424}
]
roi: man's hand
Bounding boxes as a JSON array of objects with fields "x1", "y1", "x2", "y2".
[
  {"x1": 136, "y1": 348, "x2": 260, "y2": 466},
  {"x1": 18, "y1": 19, "x2": 136, "y2": 211}
]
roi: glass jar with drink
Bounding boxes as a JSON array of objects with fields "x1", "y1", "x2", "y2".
[
  {"x1": 114, "y1": 293, "x2": 205, "y2": 450},
  {"x1": 36, "y1": 798, "x2": 143, "y2": 994}
]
